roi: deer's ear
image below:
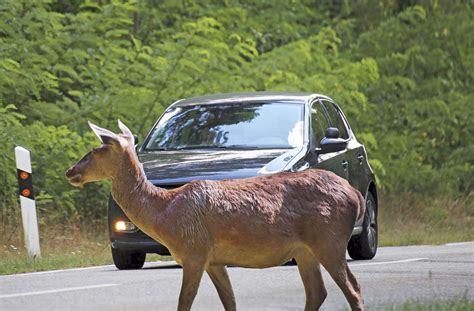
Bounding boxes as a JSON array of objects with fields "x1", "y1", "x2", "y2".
[
  {"x1": 118, "y1": 119, "x2": 133, "y2": 138},
  {"x1": 88, "y1": 121, "x2": 120, "y2": 146}
]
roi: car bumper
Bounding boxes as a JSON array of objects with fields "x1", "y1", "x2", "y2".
[{"x1": 111, "y1": 237, "x2": 170, "y2": 255}]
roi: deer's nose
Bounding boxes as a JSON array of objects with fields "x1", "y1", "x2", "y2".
[{"x1": 65, "y1": 168, "x2": 74, "y2": 178}]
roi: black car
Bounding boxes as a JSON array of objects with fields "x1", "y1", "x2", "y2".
[{"x1": 108, "y1": 92, "x2": 378, "y2": 269}]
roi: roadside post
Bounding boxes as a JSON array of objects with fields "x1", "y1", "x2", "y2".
[{"x1": 14, "y1": 146, "x2": 41, "y2": 259}]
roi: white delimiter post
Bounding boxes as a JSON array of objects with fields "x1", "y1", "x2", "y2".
[{"x1": 14, "y1": 146, "x2": 41, "y2": 259}]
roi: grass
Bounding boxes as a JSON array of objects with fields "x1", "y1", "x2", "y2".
[
  {"x1": 376, "y1": 296, "x2": 474, "y2": 310},
  {"x1": 0, "y1": 224, "x2": 111, "y2": 275},
  {"x1": 0, "y1": 223, "x2": 169, "y2": 275},
  {"x1": 378, "y1": 193, "x2": 473, "y2": 246},
  {"x1": 1, "y1": 192, "x2": 472, "y2": 275}
]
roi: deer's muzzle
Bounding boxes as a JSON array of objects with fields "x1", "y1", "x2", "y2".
[{"x1": 65, "y1": 167, "x2": 83, "y2": 186}]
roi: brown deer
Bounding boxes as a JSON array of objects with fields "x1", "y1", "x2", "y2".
[{"x1": 66, "y1": 120, "x2": 366, "y2": 311}]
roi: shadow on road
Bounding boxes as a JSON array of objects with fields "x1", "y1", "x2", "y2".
[{"x1": 142, "y1": 263, "x2": 182, "y2": 270}]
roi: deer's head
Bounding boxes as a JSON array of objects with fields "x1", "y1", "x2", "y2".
[{"x1": 66, "y1": 120, "x2": 134, "y2": 187}]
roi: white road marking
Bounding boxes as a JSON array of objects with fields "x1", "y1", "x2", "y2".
[
  {"x1": 444, "y1": 241, "x2": 474, "y2": 246},
  {"x1": 0, "y1": 284, "x2": 119, "y2": 299},
  {"x1": 350, "y1": 258, "x2": 428, "y2": 267},
  {"x1": 0, "y1": 261, "x2": 178, "y2": 278},
  {"x1": 0, "y1": 264, "x2": 116, "y2": 278}
]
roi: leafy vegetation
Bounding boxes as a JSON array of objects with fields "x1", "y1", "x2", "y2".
[{"x1": 1, "y1": 1, "x2": 472, "y2": 245}]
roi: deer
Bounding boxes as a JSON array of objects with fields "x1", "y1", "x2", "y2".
[{"x1": 66, "y1": 120, "x2": 366, "y2": 311}]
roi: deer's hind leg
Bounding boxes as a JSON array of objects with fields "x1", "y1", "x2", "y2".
[
  {"x1": 313, "y1": 243, "x2": 364, "y2": 311},
  {"x1": 206, "y1": 265, "x2": 236, "y2": 311},
  {"x1": 295, "y1": 250, "x2": 327, "y2": 311}
]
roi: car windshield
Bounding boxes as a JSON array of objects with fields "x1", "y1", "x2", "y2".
[{"x1": 144, "y1": 101, "x2": 305, "y2": 150}]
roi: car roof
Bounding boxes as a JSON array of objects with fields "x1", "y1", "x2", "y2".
[{"x1": 171, "y1": 92, "x2": 331, "y2": 107}]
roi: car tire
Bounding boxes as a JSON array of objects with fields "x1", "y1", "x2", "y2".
[
  {"x1": 347, "y1": 192, "x2": 377, "y2": 260},
  {"x1": 111, "y1": 247, "x2": 146, "y2": 270}
]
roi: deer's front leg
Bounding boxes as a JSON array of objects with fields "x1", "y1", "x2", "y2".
[
  {"x1": 178, "y1": 260, "x2": 206, "y2": 311},
  {"x1": 207, "y1": 265, "x2": 236, "y2": 311}
]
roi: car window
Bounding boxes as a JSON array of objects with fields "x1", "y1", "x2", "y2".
[
  {"x1": 144, "y1": 101, "x2": 305, "y2": 150},
  {"x1": 320, "y1": 100, "x2": 349, "y2": 139},
  {"x1": 311, "y1": 102, "x2": 330, "y2": 147}
]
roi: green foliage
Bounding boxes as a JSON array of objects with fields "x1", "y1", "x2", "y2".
[
  {"x1": 0, "y1": 0, "x2": 473, "y2": 227},
  {"x1": 0, "y1": 103, "x2": 109, "y2": 226},
  {"x1": 353, "y1": 2, "x2": 474, "y2": 195}
]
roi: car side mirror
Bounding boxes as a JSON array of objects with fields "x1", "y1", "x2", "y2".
[
  {"x1": 319, "y1": 127, "x2": 348, "y2": 154},
  {"x1": 325, "y1": 127, "x2": 339, "y2": 139},
  {"x1": 133, "y1": 135, "x2": 139, "y2": 145}
]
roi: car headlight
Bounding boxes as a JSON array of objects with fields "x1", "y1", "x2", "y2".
[{"x1": 114, "y1": 220, "x2": 137, "y2": 232}]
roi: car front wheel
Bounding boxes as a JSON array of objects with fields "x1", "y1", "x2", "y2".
[
  {"x1": 111, "y1": 247, "x2": 146, "y2": 270},
  {"x1": 347, "y1": 192, "x2": 378, "y2": 260}
]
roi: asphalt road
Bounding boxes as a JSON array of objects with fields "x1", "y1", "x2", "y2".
[{"x1": 1, "y1": 242, "x2": 473, "y2": 310}]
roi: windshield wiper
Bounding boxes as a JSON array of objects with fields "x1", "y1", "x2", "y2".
[
  {"x1": 174, "y1": 145, "x2": 229, "y2": 150},
  {"x1": 224, "y1": 145, "x2": 266, "y2": 150}
]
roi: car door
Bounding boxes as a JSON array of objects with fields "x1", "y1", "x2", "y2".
[
  {"x1": 307, "y1": 100, "x2": 349, "y2": 180},
  {"x1": 320, "y1": 100, "x2": 368, "y2": 194},
  {"x1": 339, "y1": 108, "x2": 372, "y2": 195}
]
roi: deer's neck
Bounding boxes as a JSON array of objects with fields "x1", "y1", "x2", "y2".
[{"x1": 110, "y1": 149, "x2": 169, "y2": 237}]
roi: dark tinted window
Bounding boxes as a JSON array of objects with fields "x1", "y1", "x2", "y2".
[
  {"x1": 144, "y1": 102, "x2": 305, "y2": 150},
  {"x1": 311, "y1": 102, "x2": 330, "y2": 147},
  {"x1": 320, "y1": 100, "x2": 349, "y2": 139}
]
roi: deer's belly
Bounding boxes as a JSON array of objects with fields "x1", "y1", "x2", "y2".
[{"x1": 210, "y1": 238, "x2": 303, "y2": 268}]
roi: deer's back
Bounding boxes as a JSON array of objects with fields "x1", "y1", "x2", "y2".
[{"x1": 170, "y1": 169, "x2": 359, "y2": 237}]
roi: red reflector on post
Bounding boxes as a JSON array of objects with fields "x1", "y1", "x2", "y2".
[
  {"x1": 15, "y1": 146, "x2": 41, "y2": 259},
  {"x1": 17, "y1": 169, "x2": 34, "y2": 199}
]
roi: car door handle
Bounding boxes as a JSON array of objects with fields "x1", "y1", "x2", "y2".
[
  {"x1": 357, "y1": 155, "x2": 364, "y2": 165},
  {"x1": 341, "y1": 160, "x2": 348, "y2": 170}
]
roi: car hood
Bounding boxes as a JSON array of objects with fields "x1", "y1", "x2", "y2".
[{"x1": 139, "y1": 148, "x2": 304, "y2": 185}]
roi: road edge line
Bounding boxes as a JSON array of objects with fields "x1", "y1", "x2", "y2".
[
  {"x1": 350, "y1": 258, "x2": 428, "y2": 267},
  {"x1": 0, "y1": 260, "x2": 178, "y2": 278},
  {"x1": 0, "y1": 283, "x2": 119, "y2": 299}
]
